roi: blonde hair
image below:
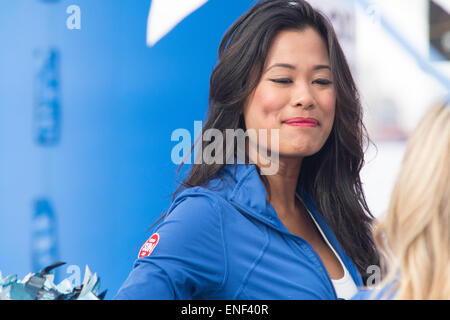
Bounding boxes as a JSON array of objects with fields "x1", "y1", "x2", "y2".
[{"x1": 372, "y1": 101, "x2": 450, "y2": 300}]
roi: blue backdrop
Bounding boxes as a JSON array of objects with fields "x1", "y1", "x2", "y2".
[{"x1": 0, "y1": 0, "x2": 255, "y2": 298}]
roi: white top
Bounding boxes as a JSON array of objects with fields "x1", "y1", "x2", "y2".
[{"x1": 297, "y1": 195, "x2": 359, "y2": 300}]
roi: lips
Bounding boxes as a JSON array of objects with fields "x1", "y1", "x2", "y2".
[{"x1": 284, "y1": 117, "x2": 319, "y2": 127}]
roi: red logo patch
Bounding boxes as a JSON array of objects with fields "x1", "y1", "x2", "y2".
[{"x1": 138, "y1": 233, "x2": 160, "y2": 258}]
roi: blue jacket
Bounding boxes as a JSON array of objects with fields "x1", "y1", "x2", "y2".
[{"x1": 115, "y1": 164, "x2": 364, "y2": 299}]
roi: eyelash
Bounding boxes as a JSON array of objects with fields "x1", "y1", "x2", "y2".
[
  {"x1": 313, "y1": 79, "x2": 333, "y2": 85},
  {"x1": 269, "y1": 78, "x2": 333, "y2": 85},
  {"x1": 270, "y1": 78, "x2": 293, "y2": 84}
]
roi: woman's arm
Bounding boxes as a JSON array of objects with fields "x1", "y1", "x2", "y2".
[{"x1": 114, "y1": 195, "x2": 227, "y2": 299}]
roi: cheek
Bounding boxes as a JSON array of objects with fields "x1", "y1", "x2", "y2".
[
  {"x1": 245, "y1": 85, "x2": 286, "y2": 125},
  {"x1": 317, "y1": 90, "x2": 336, "y2": 128}
]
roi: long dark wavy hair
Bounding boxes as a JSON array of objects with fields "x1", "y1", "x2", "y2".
[{"x1": 159, "y1": 0, "x2": 379, "y2": 283}]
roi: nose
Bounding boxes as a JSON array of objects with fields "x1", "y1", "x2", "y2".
[{"x1": 292, "y1": 83, "x2": 315, "y2": 110}]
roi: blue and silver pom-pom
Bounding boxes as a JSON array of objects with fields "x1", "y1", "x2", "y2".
[{"x1": 0, "y1": 262, "x2": 107, "y2": 300}]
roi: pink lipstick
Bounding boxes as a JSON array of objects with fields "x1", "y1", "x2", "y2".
[{"x1": 284, "y1": 117, "x2": 319, "y2": 127}]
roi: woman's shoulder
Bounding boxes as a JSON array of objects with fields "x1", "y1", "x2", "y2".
[
  {"x1": 162, "y1": 185, "x2": 231, "y2": 226},
  {"x1": 168, "y1": 168, "x2": 239, "y2": 214},
  {"x1": 149, "y1": 187, "x2": 228, "y2": 256},
  {"x1": 172, "y1": 183, "x2": 229, "y2": 205}
]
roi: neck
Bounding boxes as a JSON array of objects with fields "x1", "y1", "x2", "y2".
[{"x1": 257, "y1": 155, "x2": 303, "y2": 214}]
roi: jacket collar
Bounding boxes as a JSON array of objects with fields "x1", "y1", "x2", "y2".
[
  {"x1": 227, "y1": 164, "x2": 275, "y2": 222},
  {"x1": 210, "y1": 163, "x2": 301, "y2": 228},
  {"x1": 219, "y1": 164, "x2": 311, "y2": 230},
  {"x1": 212, "y1": 163, "x2": 364, "y2": 287}
]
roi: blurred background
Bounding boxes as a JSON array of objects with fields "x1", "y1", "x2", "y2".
[{"x1": 0, "y1": 0, "x2": 449, "y2": 298}]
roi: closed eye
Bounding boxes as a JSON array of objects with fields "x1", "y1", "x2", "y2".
[
  {"x1": 313, "y1": 79, "x2": 333, "y2": 85},
  {"x1": 270, "y1": 78, "x2": 293, "y2": 84}
]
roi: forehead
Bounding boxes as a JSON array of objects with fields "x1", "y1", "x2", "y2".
[{"x1": 265, "y1": 27, "x2": 330, "y2": 68}]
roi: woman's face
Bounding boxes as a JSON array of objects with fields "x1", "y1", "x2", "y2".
[{"x1": 243, "y1": 27, "x2": 336, "y2": 160}]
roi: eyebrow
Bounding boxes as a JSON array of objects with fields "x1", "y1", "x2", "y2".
[{"x1": 265, "y1": 63, "x2": 331, "y2": 72}]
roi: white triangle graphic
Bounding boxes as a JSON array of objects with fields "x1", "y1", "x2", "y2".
[
  {"x1": 146, "y1": 0, "x2": 209, "y2": 47},
  {"x1": 433, "y1": 0, "x2": 450, "y2": 15}
]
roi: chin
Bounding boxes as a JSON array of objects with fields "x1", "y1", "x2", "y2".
[
  {"x1": 278, "y1": 142, "x2": 322, "y2": 158},
  {"x1": 278, "y1": 148, "x2": 318, "y2": 159}
]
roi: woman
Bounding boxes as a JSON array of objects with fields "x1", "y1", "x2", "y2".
[
  {"x1": 115, "y1": 0, "x2": 379, "y2": 300},
  {"x1": 353, "y1": 101, "x2": 450, "y2": 300}
]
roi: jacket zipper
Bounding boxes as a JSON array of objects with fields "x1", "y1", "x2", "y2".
[
  {"x1": 295, "y1": 237, "x2": 338, "y2": 300},
  {"x1": 229, "y1": 199, "x2": 338, "y2": 300}
]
